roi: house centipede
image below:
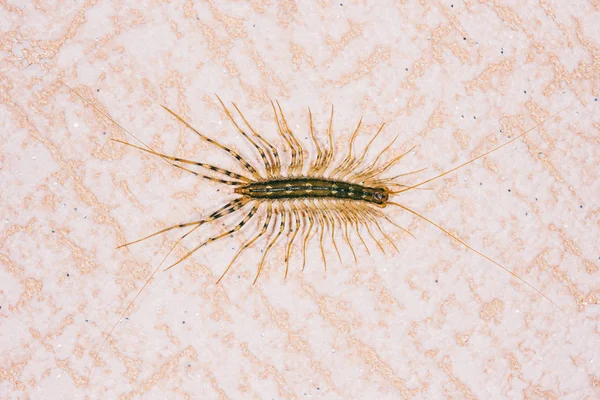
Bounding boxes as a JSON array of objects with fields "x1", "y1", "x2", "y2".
[{"x1": 60, "y1": 82, "x2": 567, "y2": 382}]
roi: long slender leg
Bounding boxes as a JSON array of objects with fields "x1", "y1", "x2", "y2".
[
  {"x1": 393, "y1": 106, "x2": 570, "y2": 195},
  {"x1": 306, "y1": 108, "x2": 324, "y2": 176},
  {"x1": 338, "y1": 122, "x2": 386, "y2": 180},
  {"x1": 118, "y1": 198, "x2": 249, "y2": 248},
  {"x1": 271, "y1": 100, "x2": 298, "y2": 176},
  {"x1": 254, "y1": 208, "x2": 287, "y2": 284},
  {"x1": 388, "y1": 201, "x2": 563, "y2": 312},
  {"x1": 339, "y1": 210, "x2": 358, "y2": 262},
  {"x1": 330, "y1": 117, "x2": 362, "y2": 178},
  {"x1": 315, "y1": 106, "x2": 335, "y2": 175},
  {"x1": 359, "y1": 145, "x2": 417, "y2": 182},
  {"x1": 112, "y1": 139, "x2": 252, "y2": 183},
  {"x1": 316, "y1": 210, "x2": 328, "y2": 272},
  {"x1": 363, "y1": 218, "x2": 386, "y2": 255},
  {"x1": 232, "y1": 102, "x2": 282, "y2": 177},
  {"x1": 369, "y1": 167, "x2": 427, "y2": 186},
  {"x1": 369, "y1": 214, "x2": 400, "y2": 254},
  {"x1": 352, "y1": 217, "x2": 371, "y2": 256},
  {"x1": 305, "y1": 206, "x2": 327, "y2": 272},
  {"x1": 60, "y1": 81, "x2": 210, "y2": 179},
  {"x1": 325, "y1": 210, "x2": 343, "y2": 263},
  {"x1": 301, "y1": 209, "x2": 315, "y2": 271},
  {"x1": 164, "y1": 202, "x2": 259, "y2": 271},
  {"x1": 161, "y1": 105, "x2": 261, "y2": 179},
  {"x1": 87, "y1": 222, "x2": 199, "y2": 381},
  {"x1": 285, "y1": 206, "x2": 302, "y2": 279},
  {"x1": 276, "y1": 101, "x2": 306, "y2": 176},
  {"x1": 216, "y1": 204, "x2": 273, "y2": 284},
  {"x1": 215, "y1": 95, "x2": 271, "y2": 178},
  {"x1": 347, "y1": 134, "x2": 399, "y2": 181}
]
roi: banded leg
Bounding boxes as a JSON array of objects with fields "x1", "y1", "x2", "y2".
[
  {"x1": 215, "y1": 95, "x2": 271, "y2": 179},
  {"x1": 164, "y1": 202, "x2": 259, "y2": 271},
  {"x1": 275, "y1": 101, "x2": 306, "y2": 176},
  {"x1": 217, "y1": 204, "x2": 273, "y2": 284},
  {"x1": 112, "y1": 139, "x2": 252, "y2": 184},
  {"x1": 161, "y1": 105, "x2": 261, "y2": 179},
  {"x1": 231, "y1": 102, "x2": 282, "y2": 177},
  {"x1": 271, "y1": 101, "x2": 302, "y2": 176},
  {"x1": 118, "y1": 198, "x2": 249, "y2": 248},
  {"x1": 60, "y1": 82, "x2": 219, "y2": 181},
  {"x1": 254, "y1": 208, "x2": 287, "y2": 284}
]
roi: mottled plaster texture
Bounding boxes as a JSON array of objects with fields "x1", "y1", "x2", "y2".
[{"x1": 1, "y1": 1, "x2": 600, "y2": 399}]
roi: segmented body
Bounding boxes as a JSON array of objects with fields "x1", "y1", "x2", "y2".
[
  {"x1": 111, "y1": 97, "x2": 563, "y2": 303},
  {"x1": 235, "y1": 178, "x2": 389, "y2": 205},
  {"x1": 63, "y1": 82, "x2": 564, "y2": 380}
]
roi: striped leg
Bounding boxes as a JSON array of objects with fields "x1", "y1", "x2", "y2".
[
  {"x1": 215, "y1": 95, "x2": 271, "y2": 179},
  {"x1": 231, "y1": 102, "x2": 282, "y2": 177},
  {"x1": 164, "y1": 202, "x2": 259, "y2": 271},
  {"x1": 254, "y1": 207, "x2": 287, "y2": 284},
  {"x1": 161, "y1": 105, "x2": 261, "y2": 179},
  {"x1": 216, "y1": 203, "x2": 274, "y2": 284}
]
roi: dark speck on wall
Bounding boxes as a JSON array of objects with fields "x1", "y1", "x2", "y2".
[
  {"x1": 508, "y1": 189, "x2": 511, "y2": 192},
  {"x1": 67, "y1": 273, "x2": 70, "y2": 277}
]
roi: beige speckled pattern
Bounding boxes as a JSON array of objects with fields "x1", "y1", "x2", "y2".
[{"x1": 1, "y1": 1, "x2": 599, "y2": 399}]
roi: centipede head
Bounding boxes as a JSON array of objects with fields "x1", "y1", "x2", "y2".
[{"x1": 372, "y1": 187, "x2": 390, "y2": 207}]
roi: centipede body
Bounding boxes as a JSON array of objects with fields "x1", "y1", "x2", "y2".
[
  {"x1": 104, "y1": 95, "x2": 565, "y2": 304},
  {"x1": 61, "y1": 82, "x2": 567, "y2": 380}
]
